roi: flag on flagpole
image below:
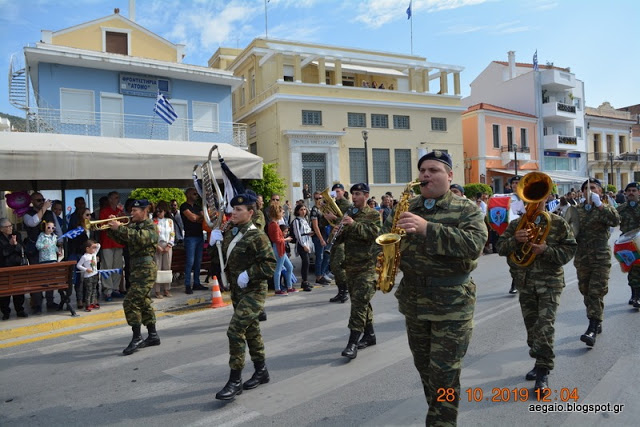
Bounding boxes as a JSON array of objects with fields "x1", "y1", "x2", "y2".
[
  {"x1": 406, "y1": 1, "x2": 412, "y2": 19},
  {"x1": 99, "y1": 268, "x2": 123, "y2": 279},
  {"x1": 533, "y1": 49, "x2": 539, "y2": 71},
  {"x1": 218, "y1": 155, "x2": 245, "y2": 213},
  {"x1": 154, "y1": 92, "x2": 178, "y2": 125}
]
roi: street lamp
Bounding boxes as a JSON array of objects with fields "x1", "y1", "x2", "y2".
[
  {"x1": 362, "y1": 130, "x2": 369, "y2": 185},
  {"x1": 513, "y1": 143, "x2": 519, "y2": 177},
  {"x1": 608, "y1": 152, "x2": 614, "y2": 189}
]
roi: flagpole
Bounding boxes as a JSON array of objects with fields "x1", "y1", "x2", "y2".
[
  {"x1": 265, "y1": 0, "x2": 268, "y2": 38},
  {"x1": 410, "y1": 13, "x2": 413, "y2": 55}
]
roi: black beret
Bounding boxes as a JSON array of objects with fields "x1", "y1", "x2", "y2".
[
  {"x1": 418, "y1": 150, "x2": 452, "y2": 169},
  {"x1": 350, "y1": 183, "x2": 370, "y2": 193},
  {"x1": 509, "y1": 175, "x2": 522, "y2": 185},
  {"x1": 581, "y1": 178, "x2": 602, "y2": 191},
  {"x1": 450, "y1": 184, "x2": 465, "y2": 194},
  {"x1": 230, "y1": 192, "x2": 257, "y2": 207},
  {"x1": 131, "y1": 199, "x2": 150, "y2": 208},
  {"x1": 331, "y1": 183, "x2": 345, "y2": 191},
  {"x1": 625, "y1": 182, "x2": 639, "y2": 191}
]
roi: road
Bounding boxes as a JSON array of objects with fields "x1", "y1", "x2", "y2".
[{"x1": 1, "y1": 232, "x2": 638, "y2": 426}]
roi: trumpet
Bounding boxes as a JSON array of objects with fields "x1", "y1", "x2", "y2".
[{"x1": 83, "y1": 216, "x2": 131, "y2": 230}]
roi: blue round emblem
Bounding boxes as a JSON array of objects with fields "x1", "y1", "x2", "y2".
[
  {"x1": 423, "y1": 199, "x2": 436, "y2": 210},
  {"x1": 232, "y1": 227, "x2": 239, "y2": 236}
]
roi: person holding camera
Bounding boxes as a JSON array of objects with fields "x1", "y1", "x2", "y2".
[{"x1": 0, "y1": 218, "x2": 28, "y2": 320}]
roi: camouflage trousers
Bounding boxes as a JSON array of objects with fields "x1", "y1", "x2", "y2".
[
  {"x1": 575, "y1": 252, "x2": 611, "y2": 321},
  {"x1": 346, "y1": 268, "x2": 376, "y2": 332},
  {"x1": 330, "y1": 243, "x2": 347, "y2": 286},
  {"x1": 405, "y1": 315, "x2": 473, "y2": 427},
  {"x1": 628, "y1": 265, "x2": 640, "y2": 289},
  {"x1": 518, "y1": 288, "x2": 562, "y2": 370},
  {"x1": 228, "y1": 285, "x2": 267, "y2": 370},
  {"x1": 123, "y1": 262, "x2": 157, "y2": 327}
]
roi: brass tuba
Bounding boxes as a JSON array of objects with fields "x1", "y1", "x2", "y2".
[
  {"x1": 509, "y1": 172, "x2": 553, "y2": 267},
  {"x1": 375, "y1": 181, "x2": 421, "y2": 293},
  {"x1": 319, "y1": 188, "x2": 343, "y2": 226}
]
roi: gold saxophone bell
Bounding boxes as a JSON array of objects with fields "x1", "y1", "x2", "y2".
[
  {"x1": 83, "y1": 216, "x2": 132, "y2": 230},
  {"x1": 319, "y1": 188, "x2": 343, "y2": 226}
]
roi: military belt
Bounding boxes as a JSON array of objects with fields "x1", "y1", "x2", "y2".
[
  {"x1": 405, "y1": 272, "x2": 470, "y2": 286},
  {"x1": 130, "y1": 256, "x2": 153, "y2": 266}
]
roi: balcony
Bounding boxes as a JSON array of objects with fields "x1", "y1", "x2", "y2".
[
  {"x1": 26, "y1": 108, "x2": 248, "y2": 148},
  {"x1": 540, "y1": 68, "x2": 576, "y2": 90},
  {"x1": 588, "y1": 152, "x2": 640, "y2": 163},
  {"x1": 542, "y1": 101, "x2": 576, "y2": 121},
  {"x1": 500, "y1": 145, "x2": 531, "y2": 166},
  {"x1": 544, "y1": 134, "x2": 580, "y2": 151}
]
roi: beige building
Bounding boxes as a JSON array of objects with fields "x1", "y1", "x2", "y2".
[{"x1": 209, "y1": 38, "x2": 465, "y2": 201}]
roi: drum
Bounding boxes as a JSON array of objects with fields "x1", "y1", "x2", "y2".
[{"x1": 614, "y1": 228, "x2": 640, "y2": 273}]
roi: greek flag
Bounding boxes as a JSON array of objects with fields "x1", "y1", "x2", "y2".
[
  {"x1": 533, "y1": 50, "x2": 539, "y2": 71},
  {"x1": 547, "y1": 199, "x2": 559, "y2": 212},
  {"x1": 57, "y1": 226, "x2": 85, "y2": 242},
  {"x1": 99, "y1": 268, "x2": 123, "y2": 279},
  {"x1": 406, "y1": 1, "x2": 412, "y2": 19},
  {"x1": 154, "y1": 92, "x2": 178, "y2": 125}
]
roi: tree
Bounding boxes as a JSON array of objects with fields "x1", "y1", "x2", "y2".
[
  {"x1": 247, "y1": 163, "x2": 286, "y2": 200},
  {"x1": 606, "y1": 184, "x2": 617, "y2": 193},
  {"x1": 463, "y1": 183, "x2": 493, "y2": 200},
  {"x1": 129, "y1": 188, "x2": 186, "y2": 205}
]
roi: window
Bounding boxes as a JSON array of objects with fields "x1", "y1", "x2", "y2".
[
  {"x1": 571, "y1": 158, "x2": 578, "y2": 170},
  {"x1": 325, "y1": 71, "x2": 332, "y2": 85},
  {"x1": 347, "y1": 112, "x2": 366, "y2": 128},
  {"x1": 342, "y1": 74, "x2": 356, "y2": 87},
  {"x1": 520, "y1": 128, "x2": 527, "y2": 148},
  {"x1": 105, "y1": 31, "x2": 128, "y2": 55},
  {"x1": 60, "y1": 88, "x2": 95, "y2": 124},
  {"x1": 395, "y1": 149, "x2": 412, "y2": 182},
  {"x1": 250, "y1": 69, "x2": 256, "y2": 99},
  {"x1": 507, "y1": 126, "x2": 514, "y2": 150},
  {"x1": 431, "y1": 117, "x2": 447, "y2": 131},
  {"x1": 349, "y1": 148, "x2": 366, "y2": 183},
  {"x1": 249, "y1": 142, "x2": 257, "y2": 155},
  {"x1": 249, "y1": 122, "x2": 257, "y2": 138},
  {"x1": 393, "y1": 115, "x2": 410, "y2": 129},
  {"x1": 573, "y1": 97, "x2": 582, "y2": 110},
  {"x1": 576, "y1": 126, "x2": 583, "y2": 139},
  {"x1": 619, "y1": 135, "x2": 626, "y2": 153},
  {"x1": 192, "y1": 101, "x2": 219, "y2": 132},
  {"x1": 544, "y1": 156, "x2": 570, "y2": 171},
  {"x1": 492, "y1": 124, "x2": 500, "y2": 148},
  {"x1": 372, "y1": 149, "x2": 390, "y2": 183},
  {"x1": 302, "y1": 110, "x2": 322, "y2": 125},
  {"x1": 371, "y1": 114, "x2": 388, "y2": 128},
  {"x1": 239, "y1": 85, "x2": 245, "y2": 107}
]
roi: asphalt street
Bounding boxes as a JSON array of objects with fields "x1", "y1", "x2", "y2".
[{"x1": 0, "y1": 231, "x2": 638, "y2": 426}]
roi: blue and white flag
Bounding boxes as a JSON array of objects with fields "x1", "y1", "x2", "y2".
[
  {"x1": 546, "y1": 199, "x2": 559, "y2": 212},
  {"x1": 406, "y1": 1, "x2": 412, "y2": 19},
  {"x1": 57, "y1": 226, "x2": 85, "y2": 242},
  {"x1": 154, "y1": 92, "x2": 178, "y2": 125},
  {"x1": 99, "y1": 268, "x2": 123, "y2": 279},
  {"x1": 533, "y1": 49, "x2": 539, "y2": 71}
]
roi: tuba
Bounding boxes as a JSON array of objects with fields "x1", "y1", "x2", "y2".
[
  {"x1": 375, "y1": 181, "x2": 421, "y2": 293},
  {"x1": 319, "y1": 188, "x2": 343, "y2": 226},
  {"x1": 509, "y1": 172, "x2": 553, "y2": 267}
]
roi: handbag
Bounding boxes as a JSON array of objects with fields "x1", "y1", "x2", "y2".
[
  {"x1": 156, "y1": 270, "x2": 173, "y2": 283},
  {"x1": 20, "y1": 247, "x2": 30, "y2": 266}
]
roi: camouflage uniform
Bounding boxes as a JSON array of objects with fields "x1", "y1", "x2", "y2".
[
  {"x1": 330, "y1": 197, "x2": 352, "y2": 288},
  {"x1": 107, "y1": 219, "x2": 158, "y2": 327},
  {"x1": 567, "y1": 203, "x2": 620, "y2": 321},
  {"x1": 382, "y1": 190, "x2": 487, "y2": 426},
  {"x1": 616, "y1": 201, "x2": 640, "y2": 290},
  {"x1": 210, "y1": 221, "x2": 276, "y2": 370},
  {"x1": 497, "y1": 213, "x2": 576, "y2": 371},
  {"x1": 335, "y1": 205, "x2": 381, "y2": 332},
  {"x1": 252, "y1": 209, "x2": 266, "y2": 231}
]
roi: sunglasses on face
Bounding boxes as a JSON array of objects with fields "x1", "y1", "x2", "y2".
[
  {"x1": 33, "y1": 198, "x2": 44, "y2": 202},
  {"x1": 46, "y1": 226, "x2": 55, "y2": 229}
]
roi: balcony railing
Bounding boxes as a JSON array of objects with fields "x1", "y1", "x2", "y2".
[
  {"x1": 588, "y1": 152, "x2": 640, "y2": 162},
  {"x1": 26, "y1": 108, "x2": 247, "y2": 148},
  {"x1": 558, "y1": 136, "x2": 577, "y2": 145},
  {"x1": 557, "y1": 102, "x2": 576, "y2": 114},
  {"x1": 500, "y1": 145, "x2": 531, "y2": 154}
]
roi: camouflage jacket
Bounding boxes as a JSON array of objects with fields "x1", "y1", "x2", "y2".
[
  {"x1": 381, "y1": 190, "x2": 487, "y2": 279},
  {"x1": 335, "y1": 198, "x2": 352, "y2": 219},
  {"x1": 335, "y1": 205, "x2": 381, "y2": 270},
  {"x1": 566, "y1": 203, "x2": 619, "y2": 255},
  {"x1": 107, "y1": 219, "x2": 158, "y2": 261},
  {"x1": 616, "y1": 202, "x2": 640, "y2": 234},
  {"x1": 252, "y1": 210, "x2": 266, "y2": 230},
  {"x1": 210, "y1": 221, "x2": 276, "y2": 291},
  {"x1": 497, "y1": 212, "x2": 577, "y2": 290}
]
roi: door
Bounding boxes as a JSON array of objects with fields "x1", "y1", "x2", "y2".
[
  {"x1": 100, "y1": 94, "x2": 123, "y2": 137},
  {"x1": 169, "y1": 101, "x2": 188, "y2": 141},
  {"x1": 302, "y1": 153, "x2": 327, "y2": 194}
]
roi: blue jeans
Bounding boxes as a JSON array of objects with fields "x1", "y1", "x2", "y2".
[
  {"x1": 184, "y1": 236, "x2": 203, "y2": 288},
  {"x1": 312, "y1": 236, "x2": 330, "y2": 278},
  {"x1": 273, "y1": 243, "x2": 293, "y2": 291}
]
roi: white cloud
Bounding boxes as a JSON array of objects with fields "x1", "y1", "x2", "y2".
[{"x1": 442, "y1": 20, "x2": 531, "y2": 35}]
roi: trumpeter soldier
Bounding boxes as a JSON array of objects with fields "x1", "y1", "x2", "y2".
[
  {"x1": 323, "y1": 183, "x2": 352, "y2": 303},
  {"x1": 616, "y1": 182, "x2": 640, "y2": 307}
]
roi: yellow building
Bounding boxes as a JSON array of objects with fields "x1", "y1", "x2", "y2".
[{"x1": 209, "y1": 38, "x2": 465, "y2": 201}]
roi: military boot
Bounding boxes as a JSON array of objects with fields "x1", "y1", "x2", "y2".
[
  {"x1": 525, "y1": 365, "x2": 537, "y2": 381},
  {"x1": 144, "y1": 323, "x2": 161, "y2": 347},
  {"x1": 629, "y1": 287, "x2": 636, "y2": 305},
  {"x1": 580, "y1": 318, "x2": 597, "y2": 347},
  {"x1": 258, "y1": 311, "x2": 267, "y2": 322},
  {"x1": 215, "y1": 369, "x2": 243, "y2": 400},
  {"x1": 243, "y1": 361, "x2": 270, "y2": 390},
  {"x1": 329, "y1": 283, "x2": 345, "y2": 302},
  {"x1": 123, "y1": 325, "x2": 145, "y2": 355},
  {"x1": 633, "y1": 288, "x2": 640, "y2": 308},
  {"x1": 534, "y1": 367, "x2": 549, "y2": 392},
  {"x1": 341, "y1": 330, "x2": 360, "y2": 359},
  {"x1": 338, "y1": 288, "x2": 349, "y2": 303},
  {"x1": 596, "y1": 320, "x2": 602, "y2": 334},
  {"x1": 357, "y1": 324, "x2": 377, "y2": 349}
]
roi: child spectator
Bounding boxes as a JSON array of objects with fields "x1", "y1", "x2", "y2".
[
  {"x1": 35, "y1": 221, "x2": 60, "y2": 263},
  {"x1": 76, "y1": 240, "x2": 101, "y2": 312}
]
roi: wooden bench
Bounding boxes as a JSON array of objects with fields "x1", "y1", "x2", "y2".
[
  {"x1": 0, "y1": 261, "x2": 78, "y2": 316},
  {"x1": 170, "y1": 244, "x2": 212, "y2": 284}
]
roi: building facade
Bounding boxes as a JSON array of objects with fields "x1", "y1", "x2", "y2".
[
  {"x1": 209, "y1": 38, "x2": 466, "y2": 201},
  {"x1": 617, "y1": 104, "x2": 640, "y2": 183}
]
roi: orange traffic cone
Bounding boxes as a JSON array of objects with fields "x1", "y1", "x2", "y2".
[{"x1": 210, "y1": 276, "x2": 226, "y2": 308}]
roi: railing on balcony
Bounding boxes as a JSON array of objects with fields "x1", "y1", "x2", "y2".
[
  {"x1": 501, "y1": 145, "x2": 531, "y2": 154},
  {"x1": 26, "y1": 108, "x2": 248, "y2": 148},
  {"x1": 586, "y1": 152, "x2": 640, "y2": 162},
  {"x1": 557, "y1": 102, "x2": 576, "y2": 114},
  {"x1": 558, "y1": 136, "x2": 577, "y2": 145}
]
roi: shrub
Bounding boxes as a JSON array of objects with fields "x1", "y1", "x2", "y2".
[
  {"x1": 606, "y1": 184, "x2": 617, "y2": 193},
  {"x1": 463, "y1": 183, "x2": 493, "y2": 199},
  {"x1": 247, "y1": 163, "x2": 286, "y2": 201},
  {"x1": 129, "y1": 188, "x2": 186, "y2": 206}
]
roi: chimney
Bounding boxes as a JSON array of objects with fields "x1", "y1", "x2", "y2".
[
  {"x1": 508, "y1": 51, "x2": 516, "y2": 79},
  {"x1": 129, "y1": 0, "x2": 136, "y2": 22}
]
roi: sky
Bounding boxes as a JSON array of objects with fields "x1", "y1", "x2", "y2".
[{"x1": 1, "y1": 0, "x2": 639, "y2": 117}]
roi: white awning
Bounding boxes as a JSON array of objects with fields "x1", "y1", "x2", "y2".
[
  {"x1": 0, "y1": 132, "x2": 262, "y2": 191},
  {"x1": 488, "y1": 169, "x2": 586, "y2": 184}
]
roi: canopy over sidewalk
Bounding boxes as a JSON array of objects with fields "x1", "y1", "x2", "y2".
[{"x1": 0, "y1": 133, "x2": 262, "y2": 191}]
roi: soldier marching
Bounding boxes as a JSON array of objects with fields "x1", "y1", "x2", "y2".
[{"x1": 616, "y1": 182, "x2": 640, "y2": 307}]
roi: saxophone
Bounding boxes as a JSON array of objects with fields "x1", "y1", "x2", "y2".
[{"x1": 375, "y1": 181, "x2": 421, "y2": 293}]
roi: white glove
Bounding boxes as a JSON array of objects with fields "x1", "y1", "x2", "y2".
[
  {"x1": 237, "y1": 270, "x2": 249, "y2": 288},
  {"x1": 209, "y1": 228, "x2": 223, "y2": 245},
  {"x1": 591, "y1": 193, "x2": 602, "y2": 207}
]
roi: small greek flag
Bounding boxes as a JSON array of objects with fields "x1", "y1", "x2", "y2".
[
  {"x1": 547, "y1": 199, "x2": 559, "y2": 212},
  {"x1": 406, "y1": 1, "x2": 412, "y2": 19},
  {"x1": 99, "y1": 268, "x2": 123, "y2": 279},
  {"x1": 154, "y1": 92, "x2": 178, "y2": 125},
  {"x1": 57, "y1": 226, "x2": 85, "y2": 242},
  {"x1": 533, "y1": 49, "x2": 539, "y2": 71}
]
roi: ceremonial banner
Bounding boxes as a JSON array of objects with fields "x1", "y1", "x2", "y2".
[{"x1": 488, "y1": 196, "x2": 511, "y2": 235}]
